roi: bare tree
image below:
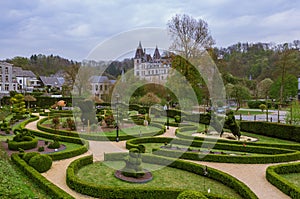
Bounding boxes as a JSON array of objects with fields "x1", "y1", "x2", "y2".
[{"x1": 167, "y1": 14, "x2": 215, "y2": 60}]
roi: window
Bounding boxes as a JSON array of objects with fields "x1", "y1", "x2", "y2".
[
  {"x1": 136, "y1": 71, "x2": 140, "y2": 76},
  {"x1": 100, "y1": 85, "x2": 103, "y2": 91},
  {"x1": 5, "y1": 75, "x2": 9, "y2": 82},
  {"x1": 5, "y1": 84, "x2": 9, "y2": 91},
  {"x1": 105, "y1": 85, "x2": 107, "y2": 91},
  {"x1": 95, "y1": 85, "x2": 98, "y2": 91},
  {"x1": 13, "y1": 84, "x2": 16, "y2": 91},
  {"x1": 5, "y1": 67, "x2": 8, "y2": 74}
]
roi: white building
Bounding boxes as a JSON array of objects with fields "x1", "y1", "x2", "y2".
[
  {"x1": 133, "y1": 42, "x2": 171, "y2": 83},
  {"x1": 89, "y1": 76, "x2": 115, "y2": 100},
  {"x1": 0, "y1": 62, "x2": 39, "y2": 95}
]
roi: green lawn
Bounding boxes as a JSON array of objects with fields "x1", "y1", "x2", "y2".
[
  {"x1": 280, "y1": 172, "x2": 300, "y2": 188},
  {"x1": 0, "y1": 148, "x2": 51, "y2": 199},
  {"x1": 241, "y1": 131, "x2": 299, "y2": 144},
  {"x1": 77, "y1": 161, "x2": 243, "y2": 199}
]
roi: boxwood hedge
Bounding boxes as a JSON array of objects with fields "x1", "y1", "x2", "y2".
[
  {"x1": 8, "y1": 138, "x2": 38, "y2": 150},
  {"x1": 266, "y1": 162, "x2": 300, "y2": 198},
  {"x1": 126, "y1": 137, "x2": 300, "y2": 164},
  {"x1": 11, "y1": 153, "x2": 74, "y2": 199},
  {"x1": 103, "y1": 153, "x2": 258, "y2": 199},
  {"x1": 25, "y1": 128, "x2": 89, "y2": 161},
  {"x1": 37, "y1": 117, "x2": 165, "y2": 141},
  {"x1": 240, "y1": 121, "x2": 300, "y2": 142}
]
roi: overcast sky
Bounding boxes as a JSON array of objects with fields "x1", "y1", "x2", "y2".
[{"x1": 1, "y1": 0, "x2": 300, "y2": 61}]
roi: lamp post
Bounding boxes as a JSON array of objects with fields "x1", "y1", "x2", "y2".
[
  {"x1": 115, "y1": 94, "x2": 119, "y2": 142},
  {"x1": 164, "y1": 104, "x2": 169, "y2": 130},
  {"x1": 82, "y1": 118, "x2": 85, "y2": 131}
]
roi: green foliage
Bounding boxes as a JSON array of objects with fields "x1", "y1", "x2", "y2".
[
  {"x1": 8, "y1": 138, "x2": 38, "y2": 150},
  {"x1": 10, "y1": 94, "x2": 26, "y2": 118},
  {"x1": 259, "y1": 104, "x2": 267, "y2": 112},
  {"x1": 104, "y1": 153, "x2": 258, "y2": 199},
  {"x1": 28, "y1": 154, "x2": 52, "y2": 173},
  {"x1": 247, "y1": 101, "x2": 271, "y2": 109},
  {"x1": 48, "y1": 140, "x2": 60, "y2": 149},
  {"x1": 225, "y1": 111, "x2": 241, "y2": 139},
  {"x1": 285, "y1": 101, "x2": 300, "y2": 125},
  {"x1": 11, "y1": 153, "x2": 74, "y2": 198},
  {"x1": 174, "y1": 115, "x2": 181, "y2": 123},
  {"x1": 23, "y1": 152, "x2": 40, "y2": 163},
  {"x1": 230, "y1": 85, "x2": 251, "y2": 107},
  {"x1": 240, "y1": 121, "x2": 300, "y2": 142},
  {"x1": 66, "y1": 118, "x2": 76, "y2": 130},
  {"x1": 139, "y1": 92, "x2": 161, "y2": 106},
  {"x1": 270, "y1": 74, "x2": 297, "y2": 101},
  {"x1": 177, "y1": 190, "x2": 207, "y2": 199},
  {"x1": 266, "y1": 162, "x2": 300, "y2": 198},
  {"x1": 0, "y1": 154, "x2": 36, "y2": 198},
  {"x1": 51, "y1": 116, "x2": 60, "y2": 129},
  {"x1": 122, "y1": 148, "x2": 145, "y2": 178}
]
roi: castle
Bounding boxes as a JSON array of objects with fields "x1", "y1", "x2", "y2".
[{"x1": 133, "y1": 42, "x2": 171, "y2": 83}]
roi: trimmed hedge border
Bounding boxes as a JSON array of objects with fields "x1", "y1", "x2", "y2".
[
  {"x1": 240, "y1": 121, "x2": 300, "y2": 142},
  {"x1": 104, "y1": 153, "x2": 258, "y2": 199},
  {"x1": 126, "y1": 137, "x2": 300, "y2": 164},
  {"x1": 11, "y1": 153, "x2": 74, "y2": 199},
  {"x1": 66, "y1": 154, "x2": 254, "y2": 199},
  {"x1": 37, "y1": 117, "x2": 165, "y2": 141},
  {"x1": 8, "y1": 138, "x2": 38, "y2": 150},
  {"x1": 175, "y1": 127, "x2": 300, "y2": 151},
  {"x1": 266, "y1": 162, "x2": 300, "y2": 198},
  {"x1": 25, "y1": 128, "x2": 89, "y2": 161}
]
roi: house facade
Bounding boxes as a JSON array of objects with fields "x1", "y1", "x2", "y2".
[
  {"x1": 0, "y1": 62, "x2": 39, "y2": 96},
  {"x1": 89, "y1": 76, "x2": 115, "y2": 100},
  {"x1": 133, "y1": 42, "x2": 171, "y2": 83}
]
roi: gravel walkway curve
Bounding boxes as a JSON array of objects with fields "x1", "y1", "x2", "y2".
[{"x1": 25, "y1": 117, "x2": 293, "y2": 199}]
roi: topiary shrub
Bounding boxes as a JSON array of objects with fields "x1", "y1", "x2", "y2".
[
  {"x1": 28, "y1": 154, "x2": 52, "y2": 173},
  {"x1": 48, "y1": 141, "x2": 60, "y2": 149},
  {"x1": 177, "y1": 190, "x2": 207, "y2": 199},
  {"x1": 48, "y1": 136, "x2": 60, "y2": 149},
  {"x1": 23, "y1": 152, "x2": 40, "y2": 163},
  {"x1": 38, "y1": 146, "x2": 45, "y2": 152},
  {"x1": 122, "y1": 148, "x2": 145, "y2": 178}
]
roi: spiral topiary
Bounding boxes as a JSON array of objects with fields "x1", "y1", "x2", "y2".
[
  {"x1": 122, "y1": 148, "x2": 145, "y2": 178},
  {"x1": 28, "y1": 154, "x2": 52, "y2": 173}
]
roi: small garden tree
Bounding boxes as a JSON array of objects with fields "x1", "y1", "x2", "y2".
[
  {"x1": 139, "y1": 92, "x2": 161, "y2": 106},
  {"x1": 10, "y1": 94, "x2": 26, "y2": 119}
]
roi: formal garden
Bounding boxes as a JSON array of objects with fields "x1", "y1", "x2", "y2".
[{"x1": 1, "y1": 94, "x2": 300, "y2": 199}]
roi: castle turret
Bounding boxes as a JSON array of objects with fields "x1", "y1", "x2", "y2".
[
  {"x1": 134, "y1": 41, "x2": 144, "y2": 59},
  {"x1": 153, "y1": 45, "x2": 161, "y2": 61}
]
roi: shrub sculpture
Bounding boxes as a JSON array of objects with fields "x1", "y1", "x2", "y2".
[
  {"x1": 28, "y1": 154, "x2": 52, "y2": 173},
  {"x1": 224, "y1": 110, "x2": 241, "y2": 140},
  {"x1": 177, "y1": 190, "x2": 208, "y2": 199},
  {"x1": 8, "y1": 128, "x2": 38, "y2": 150},
  {"x1": 23, "y1": 152, "x2": 40, "y2": 163},
  {"x1": 122, "y1": 148, "x2": 145, "y2": 178},
  {"x1": 0, "y1": 121, "x2": 11, "y2": 134},
  {"x1": 48, "y1": 136, "x2": 60, "y2": 149}
]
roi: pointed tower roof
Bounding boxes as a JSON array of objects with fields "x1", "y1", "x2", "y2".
[
  {"x1": 134, "y1": 41, "x2": 144, "y2": 59},
  {"x1": 153, "y1": 45, "x2": 161, "y2": 60}
]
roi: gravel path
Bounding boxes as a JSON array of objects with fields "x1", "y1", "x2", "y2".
[{"x1": 25, "y1": 117, "x2": 293, "y2": 199}]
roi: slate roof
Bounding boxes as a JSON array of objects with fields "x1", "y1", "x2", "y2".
[
  {"x1": 13, "y1": 67, "x2": 36, "y2": 77},
  {"x1": 89, "y1": 76, "x2": 110, "y2": 83},
  {"x1": 39, "y1": 76, "x2": 64, "y2": 87}
]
